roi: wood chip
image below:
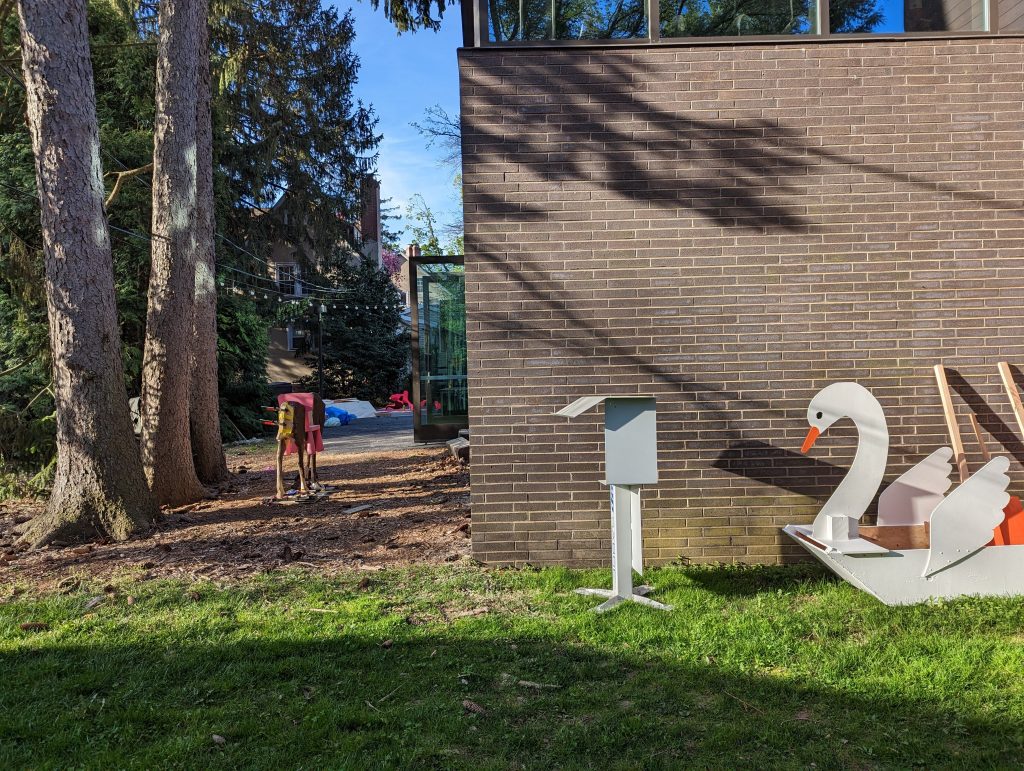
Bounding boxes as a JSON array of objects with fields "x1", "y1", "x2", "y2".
[{"x1": 19, "y1": 622, "x2": 48, "y2": 631}]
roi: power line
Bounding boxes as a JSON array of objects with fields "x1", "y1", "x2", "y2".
[
  {"x1": 0, "y1": 178, "x2": 398, "y2": 311},
  {"x1": 0, "y1": 61, "x2": 368, "y2": 298}
]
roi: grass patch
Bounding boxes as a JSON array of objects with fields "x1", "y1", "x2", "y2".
[{"x1": 2, "y1": 563, "x2": 1023, "y2": 768}]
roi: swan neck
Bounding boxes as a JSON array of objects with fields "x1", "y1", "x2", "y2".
[{"x1": 816, "y1": 399, "x2": 889, "y2": 528}]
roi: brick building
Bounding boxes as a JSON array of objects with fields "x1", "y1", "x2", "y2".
[{"x1": 457, "y1": 0, "x2": 1024, "y2": 565}]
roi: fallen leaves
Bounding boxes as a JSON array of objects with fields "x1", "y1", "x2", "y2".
[{"x1": 0, "y1": 447, "x2": 470, "y2": 588}]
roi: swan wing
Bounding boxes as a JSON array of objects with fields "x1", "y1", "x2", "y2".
[
  {"x1": 923, "y1": 456, "x2": 1010, "y2": 578},
  {"x1": 878, "y1": 447, "x2": 954, "y2": 526}
]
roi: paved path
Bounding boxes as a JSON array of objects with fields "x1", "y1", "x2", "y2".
[{"x1": 320, "y1": 413, "x2": 430, "y2": 455}]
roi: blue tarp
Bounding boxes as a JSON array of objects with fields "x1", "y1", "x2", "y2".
[{"x1": 324, "y1": 405, "x2": 355, "y2": 425}]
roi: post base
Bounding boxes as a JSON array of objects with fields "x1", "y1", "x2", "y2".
[{"x1": 575, "y1": 586, "x2": 673, "y2": 612}]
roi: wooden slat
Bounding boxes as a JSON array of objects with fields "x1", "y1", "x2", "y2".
[
  {"x1": 997, "y1": 361, "x2": 1024, "y2": 439},
  {"x1": 934, "y1": 364, "x2": 969, "y2": 483}
]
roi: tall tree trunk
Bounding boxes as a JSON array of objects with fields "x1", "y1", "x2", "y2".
[
  {"x1": 140, "y1": 0, "x2": 206, "y2": 506},
  {"x1": 16, "y1": 0, "x2": 157, "y2": 547},
  {"x1": 189, "y1": 0, "x2": 228, "y2": 484}
]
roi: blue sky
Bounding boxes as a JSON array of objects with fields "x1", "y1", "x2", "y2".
[{"x1": 331, "y1": 1, "x2": 464, "y2": 248}]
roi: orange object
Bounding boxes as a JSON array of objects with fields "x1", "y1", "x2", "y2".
[
  {"x1": 993, "y1": 496, "x2": 1024, "y2": 546},
  {"x1": 993, "y1": 362, "x2": 1024, "y2": 545},
  {"x1": 801, "y1": 427, "x2": 820, "y2": 454}
]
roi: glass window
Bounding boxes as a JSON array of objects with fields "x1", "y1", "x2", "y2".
[
  {"x1": 831, "y1": 0, "x2": 988, "y2": 32},
  {"x1": 275, "y1": 263, "x2": 302, "y2": 297},
  {"x1": 661, "y1": 0, "x2": 820, "y2": 37},
  {"x1": 489, "y1": 0, "x2": 648, "y2": 41},
  {"x1": 1001, "y1": 0, "x2": 1024, "y2": 28},
  {"x1": 481, "y1": 0, "x2": 1001, "y2": 40}
]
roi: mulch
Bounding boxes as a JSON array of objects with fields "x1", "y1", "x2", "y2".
[{"x1": 0, "y1": 445, "x2": 471, "y2": 589}]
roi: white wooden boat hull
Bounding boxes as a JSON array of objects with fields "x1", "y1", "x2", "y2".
[{"x1": 783, "y1": 524, "x2": 1024, "y2": 605}]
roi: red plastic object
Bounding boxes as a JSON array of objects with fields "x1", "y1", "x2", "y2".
[
  {"x1": 276, "y1": 392, "x2": 324, "y2": 456},
  {"x1": 388, "y1": 390, "x2": 413, "y2": 409}
]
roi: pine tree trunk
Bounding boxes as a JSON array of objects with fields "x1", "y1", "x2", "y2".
[
  {"x1": 140, "y1": 0, "x2": 207, "y2": 506},
  {"x1": 189, "y1": 0, "x2": 229, "y2": 484},
  {"x1": 16, "y1": 0, "x2": 158, "y2": 547}
]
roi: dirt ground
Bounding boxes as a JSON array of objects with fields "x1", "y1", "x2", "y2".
[{"x1": 0, "y1": 442, "x2": 471, "y2": 588}]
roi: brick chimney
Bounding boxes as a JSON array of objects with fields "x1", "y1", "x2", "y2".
[{"x1": 359, "y1": 175, "x2": 382, "y2": 266}]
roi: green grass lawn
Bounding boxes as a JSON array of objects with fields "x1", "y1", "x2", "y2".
[{"x1": 2, "y1": 563, "x2": 1023, "y2": 769}]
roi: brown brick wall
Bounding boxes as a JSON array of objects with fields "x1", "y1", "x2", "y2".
[{"x1": 458, "y1": 38, "x2": 1024, "y2": 566}]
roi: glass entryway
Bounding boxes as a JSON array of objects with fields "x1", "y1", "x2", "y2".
[{"x1": 409, "y1": 256, "x2": 467, "y2": 442}]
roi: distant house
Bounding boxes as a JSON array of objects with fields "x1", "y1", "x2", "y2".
[{"x1": 265, "y1": 176, "x2": 383, "y2": 386}]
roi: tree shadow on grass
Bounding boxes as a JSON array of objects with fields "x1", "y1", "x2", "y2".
[{"x1": 0, "y1": 627, "x2": 1018, "y2": 767}]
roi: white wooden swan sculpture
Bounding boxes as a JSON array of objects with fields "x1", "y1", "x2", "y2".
[{"x1": 783, "y1": 382, "x2": 1024, "y2": 605}]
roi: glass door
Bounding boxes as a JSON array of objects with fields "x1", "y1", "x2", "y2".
[{"x1": 410, "y1": 257, "x2": 467, "y2": 442}]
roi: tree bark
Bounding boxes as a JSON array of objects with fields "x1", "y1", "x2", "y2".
[
  {"x1": 16, "y1": 0, "x2": 158, "y2": 547},
  {"x1": 140, "y1": 0, "x2": 207, "y2": 506},
  {"x1": 189, "y1": 0, "x2": 229, "y2": 484}
]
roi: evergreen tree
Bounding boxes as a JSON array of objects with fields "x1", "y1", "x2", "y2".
[
  {"x1": 0, "y1": 2, "x2": 156, "y2": 493},
  {"x1": 215, "y1": 0, "x2": 379, "y2": 273},
  {"x1": 0, "y1": 0, "x2": 386, "y2": 499},
  {"x1": 16, "y1": 0, "x2": 157, "y2": 546},
  {"x1": 301, "y1": 261, "x2": 408, "y2": 404},
  {"x1": 140, "y1": 0, "x2": 208, "y2": 507}
]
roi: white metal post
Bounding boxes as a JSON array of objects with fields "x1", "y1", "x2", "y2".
[
  {"x1": 610, "y1": 484, "x2": 633, "y2": 598},
  {"x1": 576, "y1": 483, "x2": 672, "y2": 612},
  {"x1": 557, "y1": 395, "x2": 671, "y2": 613}
]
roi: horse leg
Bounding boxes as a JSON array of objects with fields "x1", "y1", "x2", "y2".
[
  {"x1": 296, "y1": 442, "x2": 308, "y2": 495},
  {"x1": 275, "y1": 440, "x2": 286, "y2": 499},
  {"x1": 309, "y1": 452, "x2": 319, "y2": 490}
]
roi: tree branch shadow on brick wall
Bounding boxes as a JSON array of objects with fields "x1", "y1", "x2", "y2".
[
  {"x1": 461, "y1": 54, "x2": 1024, "y2": 556},
  {"x1": 462, "y1": 56, "x2": 1024, "y2": 232},
  {"x1": 712, "y1": 441, "x2": 848, "y2": 500}
]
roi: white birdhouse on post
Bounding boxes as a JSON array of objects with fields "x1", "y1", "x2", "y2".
[{"x1": 556, "y1": 395, "x2": 672, "y2": 612}]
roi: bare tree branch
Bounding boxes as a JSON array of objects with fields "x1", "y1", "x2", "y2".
[
  {"x1": 103, "y1": 162, "x2": 153, "y2": 208},
  {"x1": 411, "y1": 104, "x2": 461, "y2": 172}
]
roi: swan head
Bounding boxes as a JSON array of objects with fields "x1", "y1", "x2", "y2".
[{"x1": 802, "y1": 382, "x2": 879, "y2": 453}]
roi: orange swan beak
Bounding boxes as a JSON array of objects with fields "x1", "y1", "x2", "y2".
[{"x1": 801, "y1": 427, "x2": 820, "y2": 454}]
